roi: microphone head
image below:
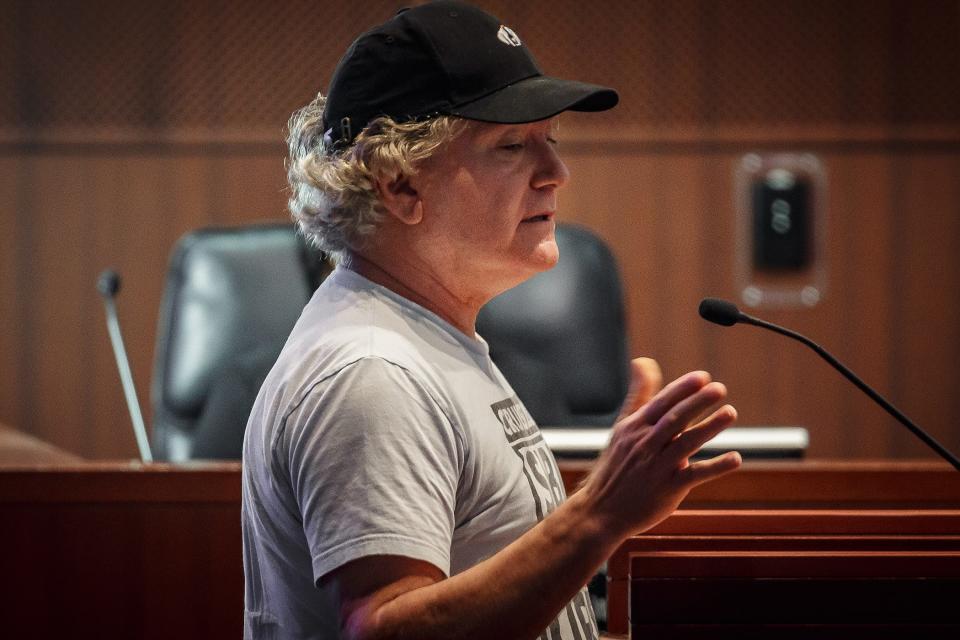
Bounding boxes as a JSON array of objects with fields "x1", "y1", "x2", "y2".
[
  {"x1": 97, "y1": 269, "x2": 121, "y2": 298},
  {"x1": 699, "y1": 298, "x2": 742, "y2": 327}
]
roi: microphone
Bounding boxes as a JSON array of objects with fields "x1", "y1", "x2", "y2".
[
  {"x1": 699, "y1": 297, "x2": 960, "y2": 471},
  {"x1": 98, "y1": 270, "x2": 153, "y2": 462},
  {"x1": 698, "y1": 298, "x2": 741, "y2": 327}
]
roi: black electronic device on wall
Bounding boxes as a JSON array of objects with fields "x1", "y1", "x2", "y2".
[
  {"x1": 752, "y1": 171, "x2": 810, "y2": 271},
  {"x1": 735, "y1": 154, "x2": 827, "y2": 309}
]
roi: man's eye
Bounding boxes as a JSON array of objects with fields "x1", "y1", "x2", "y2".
[{"x1": 500, "y1": 143, "x2": 524, "y2": 151}]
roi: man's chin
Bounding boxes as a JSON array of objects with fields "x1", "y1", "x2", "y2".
[
  {"x1": 489, "y1": 248, "x2": 558, "y2": 297},
  {"x1": 532, "y1": 238, "x2": 560, "y2": 271}
]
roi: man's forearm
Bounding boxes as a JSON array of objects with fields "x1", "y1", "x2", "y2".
[{"x1": 348, "y1": 490, "x2": 619, "y2": 640}]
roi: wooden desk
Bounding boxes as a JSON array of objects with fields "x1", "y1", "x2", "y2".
[
  {"x1": 0, "y1": 462, "x2": 241, "y2": 639},
  {"x1": 559, "y1": 458, "x2": 960, "y2": 508},
  {"x1": 2, "y1": 460, "x2": 958, "y2": 638}
]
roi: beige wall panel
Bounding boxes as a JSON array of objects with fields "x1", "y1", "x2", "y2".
[
  {"x1": 893, "y1": 155, "x2": 960, "y2": 458},
  {"x1": 0, "y1": 158, "x2": 23, "y2": 432},
  {"x1": 642, "y1": 156, "x2": 712, "y2": 376},
  {"x1": 829, "y1": 154, "x2": 897, "y2": 458},
  {"x1": 561, "y1": 153, "x2": 663, "y2": 365},
  {"x1": 214, "y1": 154, "x2": 289, "y2": 226},
  {"x1": 27, "y1": 157, "x2": 90, "y2": 452},
  {"x1": 83, "y1": 156, "x2": 141, "y2": 459}
]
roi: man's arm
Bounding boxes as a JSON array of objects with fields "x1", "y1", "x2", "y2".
[{"x1": 322, "y1": 364, "x2": 741, "y2": 640}]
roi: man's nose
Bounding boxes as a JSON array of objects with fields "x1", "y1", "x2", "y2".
[{"x1": 532, "y1": 143, "x2": 570, "y2": 190}]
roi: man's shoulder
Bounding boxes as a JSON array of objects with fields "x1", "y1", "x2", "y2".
[
  {"x1": 282, "y1": 312, "x2": 435, "y2": 386},
  {"x1": 293, "y1": 268, "x2": 476, "y2": 376},
  {"x1": 264, "y1": 307, "x2": 451, "y2": 424},
  {"x1": 255, "y1": 266, "x2": 493, "y2": 437}
]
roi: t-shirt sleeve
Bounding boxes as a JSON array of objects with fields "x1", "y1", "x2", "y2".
[{"x1": 276, "y1": 356, "x2": 463, "y2": 586}]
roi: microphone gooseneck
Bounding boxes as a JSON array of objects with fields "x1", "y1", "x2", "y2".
[
  {"x1": 98, "y1": 269, "x2": 153, "y2": 463},
  {"x1": 699, "y1": 297, "x2": 960, "y2": 471}
]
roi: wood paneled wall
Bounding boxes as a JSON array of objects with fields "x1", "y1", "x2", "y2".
[{"x1": 2, "y1": 0, "x2": 959, "y2": 460}]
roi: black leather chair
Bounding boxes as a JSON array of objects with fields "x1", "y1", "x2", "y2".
[
  {"x1": 150, "y1": 223, "x2": 329, "y2": 461},
  {"x1": 149, "y1": 222, "x2": 624, "y2": 460},
  {"x1": 477, "y1": 223, "x2": 630, "y2": 428}
]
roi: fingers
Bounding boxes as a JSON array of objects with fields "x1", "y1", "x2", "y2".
[
  {"x1": 681, "y1": 450, "x2": 743, "y2": 488},
  {"x1": 618, "y1": 358, "x2": 663, "y2": 421},
  {"x1": 668, "y1": 404, "x2": 738, "y2": 460},
  {"x1": 633, "y1": 370, "x2": 712, "y2": 427},
  {"x1": 588, "y1": 367, "x2": 741, "y2": 537},
  {"x1": 642, "y1": 379, "x2": 727, "y2": 450}
]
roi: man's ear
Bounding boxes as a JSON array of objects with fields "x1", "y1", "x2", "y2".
[{"x1": 376, "y1": 173, "x2": 423, "y2": 225}]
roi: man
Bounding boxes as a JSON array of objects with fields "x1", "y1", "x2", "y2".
[{"x1": 242, "y1": 3, "x2": 741, "y2": 639}]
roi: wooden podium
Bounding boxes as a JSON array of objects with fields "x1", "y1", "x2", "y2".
[
  {"x1": 2, "y1": 441, "x2": 959, "y2": 638},
  {"x1": 605, "y1": 510, "x2": 960, "y2": 636},
  {"x1": 560, "y1": 458, "x2": 960, "y2": 635},
  {"x1": 607, "y1": 462, "x2": 960, "y2": 638}
]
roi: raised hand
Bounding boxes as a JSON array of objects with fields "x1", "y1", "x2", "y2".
[{"x1": 579, "y1": 365, "x2": 741, "y2": 540}]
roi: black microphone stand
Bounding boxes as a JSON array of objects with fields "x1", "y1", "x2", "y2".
[{"x1": 701, "y1": 298, "x2": 960, "y2": 472}]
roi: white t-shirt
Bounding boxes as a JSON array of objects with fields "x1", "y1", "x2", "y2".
[{"x1": 242, "y1": 267, "x2": 598, "y2": 640}]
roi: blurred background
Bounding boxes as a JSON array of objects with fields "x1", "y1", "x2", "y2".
[{"x1": 1, "y1": 0, "x2": 958, "y2": 460}]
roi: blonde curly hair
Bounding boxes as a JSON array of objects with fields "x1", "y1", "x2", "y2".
[{"x1": 286, "y1": 93, "x2": 468, "y2": 262}]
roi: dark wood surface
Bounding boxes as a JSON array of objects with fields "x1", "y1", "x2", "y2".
[
  {"x1": 606, "y1": 510, "x2": 960, "y2": 635},
  {"x1": 629, "y1": 550, "x2": 960, "y2": 636},
  {"x1": 0, "y1": 461, "x2": 242, "y2": 639},
  {"x1": 609, "y1": 533, "x2": 960, "y2": 582},
  {"x1": 3, "y1": 459, "x2": 960, "y2": 638},
  {"x1": 559, "y1": 458, "x2": 960, "y2": 507}
]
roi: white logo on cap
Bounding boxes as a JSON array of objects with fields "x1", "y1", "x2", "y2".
[{"x1": 497, "y1": 25, "x2": 522, "y2": 47}]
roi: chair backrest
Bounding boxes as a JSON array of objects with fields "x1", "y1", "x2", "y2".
[
  {"x1": 477, "y1": 223, "x2": 629, "y2": 427},
  {"x1": 150, "y1": 224, "x2": 328, "y2": 461}
]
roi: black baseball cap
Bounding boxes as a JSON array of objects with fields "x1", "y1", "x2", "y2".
[{"x1": 322, "y1": 1, "x2": 618, "y2": 148}]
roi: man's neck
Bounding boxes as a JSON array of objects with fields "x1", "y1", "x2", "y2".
[{"x1": 340, "y1": 250, "x2": 483, "y2": 338}]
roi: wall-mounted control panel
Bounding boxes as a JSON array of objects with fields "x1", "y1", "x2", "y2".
[{"x1": 735, "y1": 153, "x2": 827, "y2": 308}]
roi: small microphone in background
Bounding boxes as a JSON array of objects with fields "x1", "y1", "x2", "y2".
[
  {"x1": 698, "y1": 298, "x2": 741, "y2": 327},
  {"x1": 98, "y1": 269, "x2": 153, "y2": 463},
  {"x1": 699, "y1": 297, "x2": 960, "y2": 471}
]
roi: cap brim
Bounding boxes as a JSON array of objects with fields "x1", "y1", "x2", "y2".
[{"x1": 448, "y1": 75, "x2": 619, "y2": 124}]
